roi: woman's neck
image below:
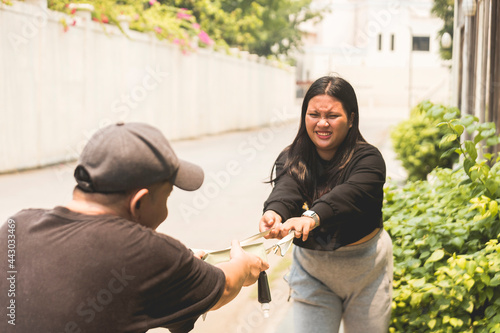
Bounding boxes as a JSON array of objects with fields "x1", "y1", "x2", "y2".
[{"x1": 317, "y1": 148, "x2": 335, "y2": 161}]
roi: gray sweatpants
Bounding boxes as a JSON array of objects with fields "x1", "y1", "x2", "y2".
[{"x1": 287, "y1": 229, "x2": 393, "y2": 333}]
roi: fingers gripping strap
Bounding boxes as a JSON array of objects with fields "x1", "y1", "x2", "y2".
[{"x1": 193, "y1": 230, "x2": 295, "y2": 265}]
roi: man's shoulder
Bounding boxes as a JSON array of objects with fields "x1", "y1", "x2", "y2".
[
  {"x1": 8, "y1": 207, "x2": 47, "y2": 220},
  {"x1": 1, "y1": 208, "x2": 48, "y2": 230},
  {"x1": 6, "y1": 206, "x2": 187, "y2": 253},
  {"x1": 80, "y1": 212, "x2": 192, "y2": 262},
  {"x1": 69, "y1": 210, "x2": 187, "y2": 251}
]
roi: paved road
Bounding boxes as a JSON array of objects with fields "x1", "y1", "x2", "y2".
[{"x1": 0, "y1": 105, "x2": 407, "y2": 333}]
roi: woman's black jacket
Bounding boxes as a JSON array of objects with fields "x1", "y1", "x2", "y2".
[{"x1": 263, "y1": 142, "x2": 386, "y2": 251}]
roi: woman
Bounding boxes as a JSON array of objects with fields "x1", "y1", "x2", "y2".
[{"x1": 259, "y1": 76, "x2": 393, "y2": 332}]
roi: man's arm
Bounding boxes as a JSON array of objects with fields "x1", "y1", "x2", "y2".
[{"x1": 211, "y1": 240, "x2": 269, "y2": 310}]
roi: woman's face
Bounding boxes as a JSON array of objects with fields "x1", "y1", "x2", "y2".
[{"x1": 305, "y1": 94, "x2": 353, "y2": 160}]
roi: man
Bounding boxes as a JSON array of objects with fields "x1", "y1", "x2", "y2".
[{"x1": 0, "y1": 122, "x2": 268, "y2": 333}]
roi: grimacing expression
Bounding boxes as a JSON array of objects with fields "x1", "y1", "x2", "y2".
[{"x1": 305, "y1": 94, "x2": 353, "y2": 160}]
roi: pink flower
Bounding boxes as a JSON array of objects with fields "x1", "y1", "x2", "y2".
[
  {"x1": 177, "y1": 9, "x2": 192, "y2": 20},
  {"x1": 154, "y1": 26, "x2": 162, "y2": 34},
  {"x1": 198, "y1": 30, "x2": 213, "y2": 45},
  {"x1": 149, "y1": 0, "x2": 157, "y2": 5},
  {"x1": 192, "y1": 23, "x2": 200, "y2": 30},
  {"x1": 173, "y1": 38, "x2": 180, "y2": 44}
]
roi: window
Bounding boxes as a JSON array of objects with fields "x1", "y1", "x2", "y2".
[
  {"x1": 378, "y1": 34, "x2": 382, "y2": 51},
  {"x1": 391, "y1": 34, "x2": 395, "y2": 51},
  {"x1": 412, "y1": 36, "x2": 430, "y2": 51}
]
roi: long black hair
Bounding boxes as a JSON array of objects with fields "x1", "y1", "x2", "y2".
[{"x1": 272, "y1": 75, "x2": 366, "y2": 204}]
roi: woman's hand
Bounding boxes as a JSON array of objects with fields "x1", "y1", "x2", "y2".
[
  {"x1": 278, "y1": 216, "x2": 316, "y2": 242},
  {"x1": 259, "y1": 210, "x2": 282, "y2": 239}
]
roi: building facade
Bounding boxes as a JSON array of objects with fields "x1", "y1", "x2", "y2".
[
  {"x1": 296, "y1": 0, "x2": 451, "y2": 109},
  {"x1": 451, "y1": 0, "x2": 499, "y2": 132}
]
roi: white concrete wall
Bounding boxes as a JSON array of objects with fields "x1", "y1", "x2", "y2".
[{"x1": 0, "y1": 1, "x2": 297, "y2": 173}]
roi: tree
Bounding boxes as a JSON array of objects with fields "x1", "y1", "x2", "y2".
[
  {"x1": 169, "y1": 0, "x2": 323, "y2": 60},
  {"x1": 431, "y1": 0, "x2": 454, "y2": 60}
]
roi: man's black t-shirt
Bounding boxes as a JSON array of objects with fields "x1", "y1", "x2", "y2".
[{"x1": 0, "y1": 207, "x2": 225, "y2": 333}]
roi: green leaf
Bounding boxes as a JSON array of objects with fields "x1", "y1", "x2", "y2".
[
  {"x1": 429, "y1": 105, "x2": 444, "y2": 117},
  {"x1": 452, "y1": 124, "x2": 465, "y2": 136},
  {"x1": 481, "y1": 128, "x2": 497, "y2": 137},
  {"x1": 428, "y1": 319, "x2": 437, "y2": 329},
  {"x1": 465, "y1": 141, "x2": 477, "y2": 160},
  {"x1": 464, "y1": 158, "x2": 475, "y2": 176},
  {"x1": 490, "y1": 273, "x2": 500, "y2": 287},
  {"x1": 451, "y1": 237, "x2": 465, "y2": 249},
  {"x1": 456, "y1": 257, "x2": 467, "y2": 269},
  {"x1": 426, "y1": 249, "x2": 445, "y2": 263},
  {"x1": 486, "y1": 180, "x2": 499, "y2": 196},
  {"x1": 450, "y1": 317, "x2": 463, "y2": 328},
  {"x1": 440, "y1": 134, "x2": 458, "y2": 147},
  {"x1": 441, "y1": 148, "x2": 458, "y2": 159},
  {"x1": 486, "y1": 305, "x2": 497, "y2": 318},
  {"x1": 410, "y1": 292, "x2": 423, "y2": 306},
  {"x1": 461, "y1": 115, "x2": 475, "y2": 126},
  {"x1": 487, "y1": 136, "x2": 500, "y2": 146},
  {"x1": 474, "y1": 133, "x2": 484, "y2": 144},
  {"x1": 489, "y1": 199, "x2": 499, "y2": 215},
  {"x1": 459, "y1": 178, "x2": 472, "y2": 185},
  {"x1": 466, "y1": 120, "x2": 478, "y2": 133},
  {"x1": 464, "y1": 278, "x2": 475, "y2": 291},
  {"x1": 444, "y1": 111, "x2": 458, "y2": 121},
  {"x1": 470, "y1": 169, "x2": 480, "y2": 182},
  {"x1": 481, "y1": 273, "x2": 491, "y2": 286},
  {"x1": 410, "y1": 277, "x2": 426, "y2": 288},
  {"x1": 479, "y1": 122, "x2": 496, "y2": 130},
  {"x1": 486, "y1": 287, "x2": 494, "y2": 300},
  {"x1": 464, "y1": 300, "x2": 474, "y2": 313}
]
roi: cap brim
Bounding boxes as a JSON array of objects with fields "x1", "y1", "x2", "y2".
[{"x1": 173, "y1": 159, "x2": 204, "y2": 191}]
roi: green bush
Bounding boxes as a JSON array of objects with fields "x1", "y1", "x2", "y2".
[
  {"x1": 390, "y1": 100, "x2": 460, "y2": 181},
  {"x1": 385, "y1": 112, "x2": 500, "y2": 332}
]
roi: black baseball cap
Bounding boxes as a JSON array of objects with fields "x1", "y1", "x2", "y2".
[{"x1": 74, "y1": 122, "x2": 204, "y2": 193}]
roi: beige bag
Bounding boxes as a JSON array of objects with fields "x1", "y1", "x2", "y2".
[
  {"x1": 194, "y1": 230, "x2": 295, "y2": 265},
  {"x1": 202, "y1": 243, "x2": 268, "y2": 265}
]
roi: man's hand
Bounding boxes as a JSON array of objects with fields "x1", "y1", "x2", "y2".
[
  {"x1": 211, "y1": 240, "x2": 269, "y2": 310},
  {"x1": 259, "y1": 210, "x2": 282, "y2": 239},
  {"x1": 193, "y1": 250, "x2": 205, "y2": 260},
  {"x1": 229, "y1": 240, "x2": 269, "y2": 286}
]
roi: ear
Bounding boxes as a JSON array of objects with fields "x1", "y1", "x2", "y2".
[
  {"x1": 349, "y1": 112, "x2": 354, "y2": 128},
  {"x1": 129, "y1": 189, "x2": 149, "y2": 221}
]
